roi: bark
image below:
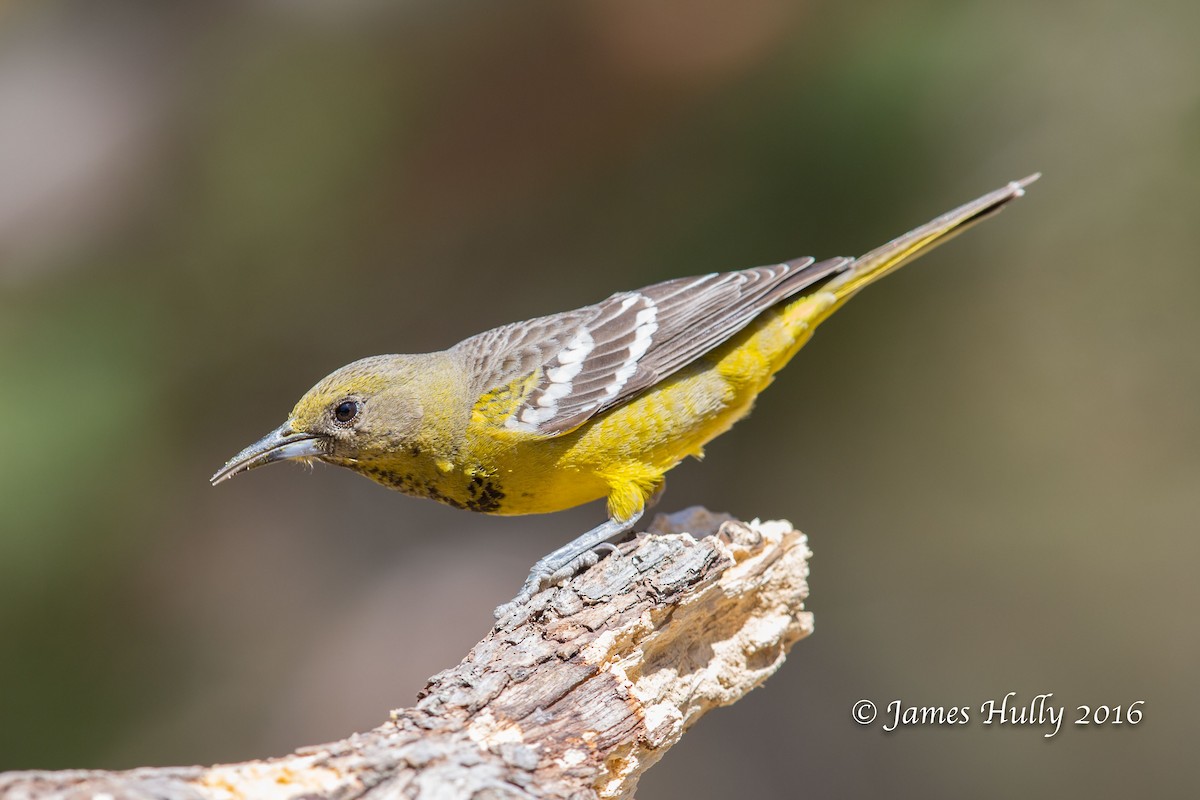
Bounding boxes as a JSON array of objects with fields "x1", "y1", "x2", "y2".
[{"x1": 1, "y1": 507, "x2": 813, "y2": 800}]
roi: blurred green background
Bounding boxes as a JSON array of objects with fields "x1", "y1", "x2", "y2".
[{"x1": 1, "y1": 0, "x2": 1197, "y2": 797}]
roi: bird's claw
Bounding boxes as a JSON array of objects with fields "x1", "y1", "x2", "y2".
[{"x1": 492, "y1": 547, "x2": 617, "y2": 620}]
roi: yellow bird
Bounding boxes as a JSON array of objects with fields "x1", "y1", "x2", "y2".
[{"x1": 213, "y1": 175, "x2": 1037, "y2": 616}]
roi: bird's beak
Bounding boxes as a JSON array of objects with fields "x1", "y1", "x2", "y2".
[{"x1": 210, "y1": 424, "x2": 326, "y2": 486}]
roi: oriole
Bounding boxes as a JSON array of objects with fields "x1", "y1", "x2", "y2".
[{"x1": 213, "y1": 176, "x2": 1036, "y2": 616}]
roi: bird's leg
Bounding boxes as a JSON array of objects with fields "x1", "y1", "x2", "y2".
[
  {"x1": 494, "y1": 509, "x2": 644, "y2": 619},
  {"x1": 644, "y1": 479, "x2": 667, "y2": 511}
]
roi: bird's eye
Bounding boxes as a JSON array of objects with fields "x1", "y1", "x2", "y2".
[{"x1": 332, "y1": 399, "x2": 360, "y2": 425}]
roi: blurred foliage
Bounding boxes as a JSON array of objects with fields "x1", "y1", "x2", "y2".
[{"x1": 1, "y1": 0, "x2": 1198, "y2": 797}]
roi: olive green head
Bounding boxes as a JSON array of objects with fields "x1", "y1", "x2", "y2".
[{"x1": 211, "y1": 354, "x2": 430, "y2": 485}]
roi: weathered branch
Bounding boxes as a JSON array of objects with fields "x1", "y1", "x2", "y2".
[{"x1": 1, "y1": 507, "x2": 813, "y2": 800}]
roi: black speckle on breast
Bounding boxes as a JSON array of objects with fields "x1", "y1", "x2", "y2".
[
  {"x1": 361, "y1": 465, "x2": 417, "y2": 493},
  {"x1": 420, "y1": 483, "x2": 467, "y2": 510},
  {"x1": 356, "y1": 464, "x2": 504, "y2": 513},
  {"x1": 465, "y1": 472, "x2": 506, "y2": 513}
]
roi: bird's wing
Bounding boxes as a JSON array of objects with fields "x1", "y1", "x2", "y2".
[{"x1": 459, "y1": 257, "x2": 851, "y2": 436}]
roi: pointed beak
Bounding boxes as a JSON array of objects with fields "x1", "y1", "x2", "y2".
[{"x1": 210, "y1": 424, "x2": 327, "y2": 486}]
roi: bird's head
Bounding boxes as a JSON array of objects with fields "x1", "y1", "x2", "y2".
[{"x1": 211, "y1": 355, "x2": 427, "y2": 486}]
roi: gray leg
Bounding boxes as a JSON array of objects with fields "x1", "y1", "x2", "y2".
[
  {"x1": 644, "y1": 479, "x2": 667, "y2": 511},
  {"x1": 494, "y1": 510, "x2": 643, "y2": 619}
]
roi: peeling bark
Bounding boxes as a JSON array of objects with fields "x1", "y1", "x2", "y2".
[{"x1": 1, "y1": 507, "x2": 813, "y2": 800}]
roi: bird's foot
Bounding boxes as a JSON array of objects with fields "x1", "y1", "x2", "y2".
[
  {"x1": 493, "y1": 550, "x2": 605, "y2": 620},
  {"x1": 493, "y1": 513, "x2": 643, "y2": 621}
]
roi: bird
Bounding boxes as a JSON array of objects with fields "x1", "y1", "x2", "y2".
[{"x1": 212, "y1": 175, "x2": 1037, "y2": 617}]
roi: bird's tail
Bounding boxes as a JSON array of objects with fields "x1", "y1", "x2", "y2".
[
  {"x1": 823, "y1": 173, "x2": 1040, "y2": 303},
  {"x1": 718, "y1": 174, "x2": 1038, "y2": 392}
]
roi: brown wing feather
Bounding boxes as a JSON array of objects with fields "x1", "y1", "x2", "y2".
[{"x1": 457, "y1": 256, "x2": 850, "y2": 436}]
